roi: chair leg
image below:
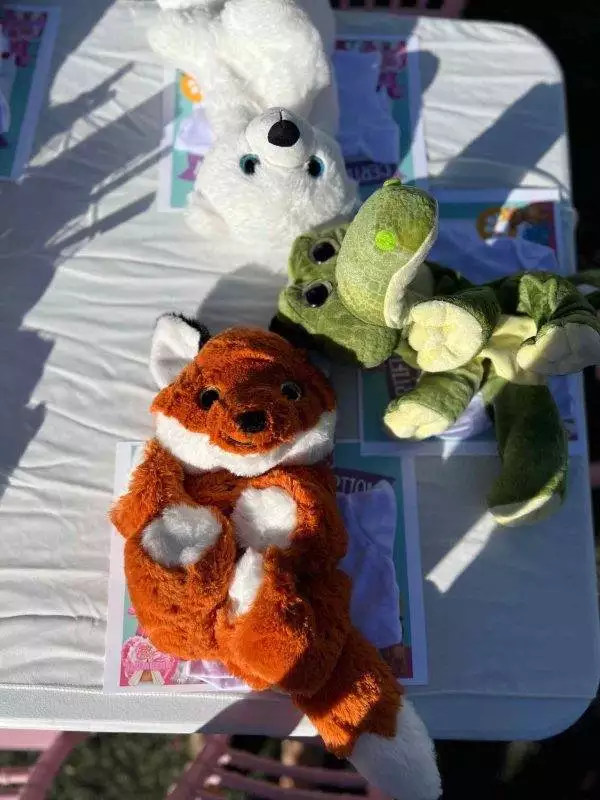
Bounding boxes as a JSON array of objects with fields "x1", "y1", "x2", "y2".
[
  {"x1": 168, "y1": 735, "x2": 231, "y2": 800},
  {"x1": 20, "y1": 732, "x2": 88, "y2": 800}
]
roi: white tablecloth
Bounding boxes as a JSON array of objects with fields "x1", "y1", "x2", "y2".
[{"x1": 0, "y1": 0, "x2": 597, "y2": 739}]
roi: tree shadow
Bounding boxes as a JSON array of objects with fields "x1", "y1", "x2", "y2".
[{"x1": 0, "y1": 1, "x2": 169, "y2": 502}]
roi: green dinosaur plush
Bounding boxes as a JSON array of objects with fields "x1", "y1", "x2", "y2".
[{"x1": 274, "y1": 180, "x2": 600, "y2": 526}]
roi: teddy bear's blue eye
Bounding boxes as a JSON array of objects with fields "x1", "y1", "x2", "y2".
[
  {"x1": 306, "y1": 156, "x2": 325, "y2": 178},
  {"x1": 240, "y1": 154, "x2": 260, "y2": 175}
]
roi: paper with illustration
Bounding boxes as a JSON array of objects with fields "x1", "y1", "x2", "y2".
[{"x1": 0, "y1": 5, "x2": 60, "y2": 181}]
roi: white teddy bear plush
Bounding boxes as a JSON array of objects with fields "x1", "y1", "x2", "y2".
[
  {"x1": 149, "y1": 0, "x2": 357, "y2": 252},
  {"x1": 187, "y1": 106, "x2": 357, "y2": 250}
]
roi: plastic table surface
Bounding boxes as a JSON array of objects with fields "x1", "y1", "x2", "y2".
[{"x1": 0, "y1": 0, "x2": 597, "y2": 741}]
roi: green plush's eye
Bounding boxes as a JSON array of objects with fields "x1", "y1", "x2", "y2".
[
  {"x1": 302, "y1": 281, "x2": 332, "y2": 308},
  {"x1": 306, "y1": 156, "x2": 325, "y2": 178},
  {"x1": 240, "y1": 154, "x2": 260, "y2": 175},
  {"x1": 309, "y1": 240, "x2": 337, "y2": 264}
]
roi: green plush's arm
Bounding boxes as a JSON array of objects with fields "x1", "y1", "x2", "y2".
[
  {"x1": 494, "y1": 271, "x2": 597, "y2": 326},
  {"x1": 484, "y1": 373, "x2": 567, "y2": 527},
  {"x1": 384, "y1": 359, "x2": 485, "y2": 440},
  {"x1": 492, "y1": 271, "x2": 600, "y2": 375},
  {"x1": 406, "y1": 285, "x2": 502, "y2": 373}
]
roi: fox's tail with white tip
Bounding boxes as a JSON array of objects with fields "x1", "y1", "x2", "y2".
[
  {"x1": 293, "y1": 628, "x2": 441, "y2": 800},
  {"x1": 349, "y1": 700, "x2": 441, "y2": 800}
]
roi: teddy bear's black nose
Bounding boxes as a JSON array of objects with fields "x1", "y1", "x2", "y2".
[
  {"x1": 237, "y1": 410, "x2": 267, "y2": 434},
  {"x1": 267, "y1": 119, "x2": 300, "y2": 148}
]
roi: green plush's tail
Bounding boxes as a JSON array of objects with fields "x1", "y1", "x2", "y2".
[{"x1": 485, "y1": 375, "x2": 567, "y2": 527}]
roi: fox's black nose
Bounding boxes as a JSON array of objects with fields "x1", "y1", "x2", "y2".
[
  {"x1": 237, "y1": 410, "x2": 267, "y2": 434},
  {"x1": 268, "y1": 119, "x2": 300, "y2": 148}
]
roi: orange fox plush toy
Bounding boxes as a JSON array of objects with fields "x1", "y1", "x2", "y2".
[{"x1": 110, "y1": 316, "x2": 440, "y2": 800}]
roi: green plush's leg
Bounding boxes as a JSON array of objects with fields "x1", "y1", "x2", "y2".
[
  {"x1": 407, "y1": 286, "x2": 501, "y2": 372},
  {"x1": 384, "y1": 359, "x2": 484, "y2": 440},
  {"x1": 493, "y1": 272, "x2": 600, "y2": 375},
  {"x1": 485, "y1": 376, "x2": 567, "y2": 526}
]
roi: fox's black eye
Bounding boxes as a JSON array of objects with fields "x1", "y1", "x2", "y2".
[
  {"x1": 198, "y1": 388, "x2": 219, "y2": 409},
  {"x1": 281, "y1": 381, "x2": 302, "y2": 401}
]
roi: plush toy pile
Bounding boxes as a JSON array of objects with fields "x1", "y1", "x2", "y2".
[
  {"x1": 112, "y1": 319, "x2": 440, "y2": 800},
  {"x1": 112, "y1": 2, "x2": 600, "y2": 797}
]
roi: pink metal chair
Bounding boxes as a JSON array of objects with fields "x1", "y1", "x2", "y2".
[
  {"x1": 333, "y1": 0, "x2": 465, "y2": 16},
  {"x1": 0, "y1": 730, "x2": 87, "y2": 800},
  {"x1": 168, "y1": 735, "x2": 390, "y2": 800}
]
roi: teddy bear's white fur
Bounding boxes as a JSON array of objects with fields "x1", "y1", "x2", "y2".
[
  {"x1": 150, "y1": 0, "x2": 338, "y2": 136},
  {"x1": 187, "y1": 106, "x2": 357, "y2": 250},
  {"x1": 150, "y1": 0, "x2": 357, "y2": 252}
]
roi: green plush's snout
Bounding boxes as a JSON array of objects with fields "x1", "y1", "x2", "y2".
[{"x1": 335, "y1": 179, "x2": 439, "y2": 328}]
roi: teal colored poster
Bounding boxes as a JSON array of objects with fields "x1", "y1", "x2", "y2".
[{"x1": 0, "y1": 6, "x2": 60, "y2": 180}]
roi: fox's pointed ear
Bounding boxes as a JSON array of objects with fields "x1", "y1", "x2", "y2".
[{"x1": 150, "y1": 314, "x2": 211, "y2": 388}]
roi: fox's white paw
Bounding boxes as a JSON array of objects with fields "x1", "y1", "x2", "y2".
[
  {"x1": 229, "y1": 548, "x2": 264, "y2": 615},
  {"x1": 232, "y1": 487, "x2": 297, "y2": 550},
  {"x1": 142, "y1": 504, "x2": 222, "y2": 567}
]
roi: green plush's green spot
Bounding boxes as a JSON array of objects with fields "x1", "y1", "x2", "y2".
[
  {"x1": 383, "y1": 178, "x2": 402, "y2": 188},
  {"x1": 375, "y1": 229, "x2": 397, "y2": 252}
]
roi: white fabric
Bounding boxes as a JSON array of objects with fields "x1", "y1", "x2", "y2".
[
  {"x1": 338, "y1": 481, "x2": 403, "y2": 650},
  {"x1": 0, "y1": 1, "x2": 596, "y2": 741}
]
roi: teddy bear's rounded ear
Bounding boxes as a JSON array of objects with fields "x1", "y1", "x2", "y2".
[{"x1": 150, "y1": 314, "x2": 211, "y2": 388}]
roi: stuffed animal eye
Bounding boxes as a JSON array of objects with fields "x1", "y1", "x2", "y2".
[
  {"x1": 309, "y1": 240, "x2": 337, "y2": 264},
  {"x1": 198, "y1": 388, "x2": 219, "y2": 409},
  {"x1": 306, "y1": 156, "x2": 325, "y2": 178},
  {"x1": 240, "y1": 154, "x2": 260, "y2": 175},
  {"x1": 302, "y1": 281, "x2": 332, "y2": 308},
  {"x1": 281, "y1": 381, "x2": 302, "y2": 401}
]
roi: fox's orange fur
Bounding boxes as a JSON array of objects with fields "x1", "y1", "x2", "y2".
[{"x1": 110, "y1": 325, "x2": 402, "y2": 758}]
